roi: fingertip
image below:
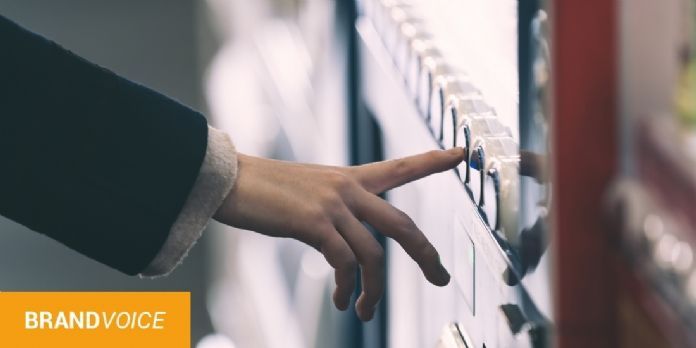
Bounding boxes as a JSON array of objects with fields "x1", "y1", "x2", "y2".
[
  {"x1": 333, "y1": 289, "x2": 350, "y2": 311},
  {"x1": 425, "y1": 271, "x2": 451, "y2": 287},
  {"x1": 445, "y1": 146, "x2": 465, "y2": 156},
  {"x1": 424, "y1": 262, "x2": 451, "y2": 287},
  {"x1": 439, "y1": 148, "x2": 466, "y2": 168},
  {"x1": 436, "y1": 270, "x2": 451, "y2": 287},
  {"x1": 355, "y1": 294, "x2": 376, "y2": 321},
  {"x1": 470, "y1": 147, "x2": 481, "y2": 163},
  {"x1": 336, "y1": 303, "x2": 349, "y2": 311},
  {"x1": 356, "y1": 308, "x2": 374, "y2": 321},
  {"x1": 435, "y1": 262, "x2": 452, "y2": 286}
]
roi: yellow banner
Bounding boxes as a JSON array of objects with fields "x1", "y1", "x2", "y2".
[{"x1": 0, "y1": 292, "x2": 190, "y2": 348}]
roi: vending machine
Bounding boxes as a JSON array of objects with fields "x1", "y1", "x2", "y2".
[
  {"x1": 610, "y1": 0, "x2": 696, "y2": 346},
  {"x1": 352, "y1": 0, "x2": 630, "y2": 346},
  {"x1": 354, "y1": 0, "x2": 552, "y2": 346}
]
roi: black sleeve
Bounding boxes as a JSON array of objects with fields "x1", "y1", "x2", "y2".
[{"x1": 0, "y1": 15, "x2": 208, "y2": 275}]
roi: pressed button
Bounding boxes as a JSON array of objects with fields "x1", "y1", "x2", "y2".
[
  {"x1": 447, "y1": 93, "x2": 487, "y2": 184},
  {"x1": 454, "y1": 120, "x2": 471, "y2": 183},
  {"x1": 469, "y1": 140, "x2": 485, "y2": 206},
  {"x1": 452, "y1": 99, "x2": 492, "y2": 186},
  {"x1": 464, "y1": 114, "x2": 500, "y2": 203}
]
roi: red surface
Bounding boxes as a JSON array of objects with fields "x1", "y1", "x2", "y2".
[{"x1": 552, "y1": 1, "x2": 619, "y2": 347}]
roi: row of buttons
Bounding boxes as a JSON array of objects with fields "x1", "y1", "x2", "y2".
[{"x1": 364, "y1": 0, "x2": 521, "y2": 239}]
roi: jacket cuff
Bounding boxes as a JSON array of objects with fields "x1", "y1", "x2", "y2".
[{"x1": 140, "y1": 126, "x2": 238, "y2": 277}]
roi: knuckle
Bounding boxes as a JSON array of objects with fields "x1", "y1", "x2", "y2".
[
  {"x1": 339, "y1": 254, "x2": 358, "y2": 271},
  {"x1": 419, "y1": 243, "x2": 439, "y2": 263},
  {"x1": 342, "y1": 166, "x2": 360, "y2": 179},
  {"x1": 364, "y1": 245, "x2": 385, "y2": 266},
  {"x1": 320, "y1": 190, "x2": 344, "y2": 212},
  {"x1": 316, "y1": 221, "x2": 335, "y2": 237},
  {"x1": 395, "y1": 211, "x2": 417, "y2": 232},
  {"x1": 327, "y1": 171, "x2": 352, "y2": 189},
  {"x1": 393, "y1": 158, "x2": 411, "y2": 177},
  {"x1": 328, "y1": 172, "x2": 361, "y2": 198},
  {"x1": 303, "y1": 205, "x2": 328, "y2": 224}
]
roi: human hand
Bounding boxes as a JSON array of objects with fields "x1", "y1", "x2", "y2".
[{"x1": 213, "y1": 147, "x2": 466, "y2": 321}]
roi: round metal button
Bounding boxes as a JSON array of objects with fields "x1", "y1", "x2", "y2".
[{"x1": 407, "y1": 38, "x2": 439, "y2": 102}]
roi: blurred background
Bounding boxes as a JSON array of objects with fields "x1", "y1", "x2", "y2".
[{"x1": 0, "y1": 0, "x2": 695, "y2": 347}]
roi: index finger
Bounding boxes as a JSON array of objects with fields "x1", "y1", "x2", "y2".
[{"x1": 352, "y1": 147, "x2": 466, "y2": 194}]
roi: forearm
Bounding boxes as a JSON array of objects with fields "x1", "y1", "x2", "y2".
[{"x1": 0, "y1": 14, "x2": 209, "y2": 274}]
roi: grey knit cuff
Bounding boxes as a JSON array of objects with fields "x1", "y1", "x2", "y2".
[{"x1": 140, "y1": 126, "x2": 238, "y2": 277}]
